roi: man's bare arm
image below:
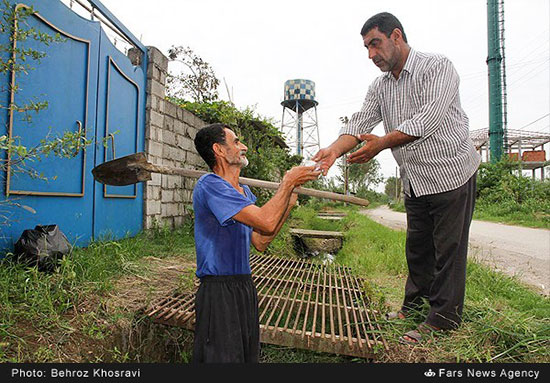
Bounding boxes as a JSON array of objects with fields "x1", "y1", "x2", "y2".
[
  {"x1": 251, "y1": 194, "x2": 297, "y2": 252},
  {"x1": 233, "y1": 167, "x2": 319, "y2": 235}
]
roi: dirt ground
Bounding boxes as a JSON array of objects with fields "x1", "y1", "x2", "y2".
[{"x1": 361, "y1": 206, "x2": 550, "y2": 296}]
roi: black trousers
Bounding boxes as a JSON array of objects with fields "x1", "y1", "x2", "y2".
[
  {"x1": 402, "y1": 173, "x2": 476, "y2": 330},
  {"x1": 192, "y1": 274, "x2": 260, "y2": 363}
]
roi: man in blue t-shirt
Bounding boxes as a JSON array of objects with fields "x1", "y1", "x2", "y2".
[{"x1": 192, "y1": 123, "x2": 321, "y2": 363}]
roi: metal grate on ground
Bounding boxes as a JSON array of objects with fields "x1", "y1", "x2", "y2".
[{"x1": 145, "y1": 254, "x2": 389, "y2": 359}]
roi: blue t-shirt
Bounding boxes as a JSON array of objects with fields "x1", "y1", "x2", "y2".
[{"x1": 193, "y1": 174, "x2": 257, "y2": 278}]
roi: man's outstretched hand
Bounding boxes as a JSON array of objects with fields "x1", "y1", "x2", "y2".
[
  {"x1": 347, "y1": 134, "x2": 385, "y2": 164},
  {"x1": 283, "y1": 166, "x2": 322, "y2": 188},
  {"x1": 312, "y1": 148, "x2": 339, "y2": 176}
]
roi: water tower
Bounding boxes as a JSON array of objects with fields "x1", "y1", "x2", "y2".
[{"x1": 280, "y1": 79, "x2": 320, "y2": 159}]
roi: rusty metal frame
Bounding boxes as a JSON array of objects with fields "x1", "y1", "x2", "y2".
[{"x1": 145, "y1": 254, "x2": 389, "y2": 359}]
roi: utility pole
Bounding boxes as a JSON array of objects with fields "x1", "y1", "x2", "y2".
[
  {"x1": 343, "y1": 155, "x2": 349, "y2": 196},
  {"x1": 395, "y1": 167, "x2": 399, "y2": 202},
  {"x1": 487, "y1": 0, "x2": 507, "y2": 162}
]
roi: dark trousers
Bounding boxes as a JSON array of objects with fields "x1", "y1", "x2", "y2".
[
  {"x1": 402, "y1": 173, "x2": 476, "y2": 330},
  {"x1": 192, "y1": 274, "x2": 260, "y2": 363}
]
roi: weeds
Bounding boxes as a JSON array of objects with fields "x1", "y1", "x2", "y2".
[
  {"x1": 1, "y1": 204, "x2": 548, "y2": 363},
  {"x1": 0, "y1": 222, "x2": 196, "y2": 362}
]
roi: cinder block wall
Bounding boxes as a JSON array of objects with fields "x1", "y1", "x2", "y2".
[{"x1": 143, "y1": 47, "x2": 208, "y2": 229}]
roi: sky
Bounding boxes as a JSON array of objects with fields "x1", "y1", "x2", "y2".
[{"x1": 72, "y1": 0, "x2": 550, "y2": 188}]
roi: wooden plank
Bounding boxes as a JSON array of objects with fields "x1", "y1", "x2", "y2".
[{"x1": 289, "y1": 228, "x2": 344, "y2": 239}]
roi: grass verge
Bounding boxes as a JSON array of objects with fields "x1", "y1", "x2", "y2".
[{"x1": 1, "y1": 204, "x2": 548, "y2": 363}]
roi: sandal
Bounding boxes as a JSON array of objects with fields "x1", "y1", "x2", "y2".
[
  {"x1": 399, "y1": 322, "x2": 439, "y2": 345},
  {"x1": 385, "y1": 310, "x2": 406, "y2": 320}
]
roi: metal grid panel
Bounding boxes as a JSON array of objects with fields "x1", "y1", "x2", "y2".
[{"x1": 145, "y1": 254, "x2": 388, "y2": 359}]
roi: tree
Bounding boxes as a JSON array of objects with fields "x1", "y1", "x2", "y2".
[
  {"x1": 336, "y1": 158, "x2": 383, "y2": 194},
  {"x1": 166, "y1": 45, "x2": 220, "y2": 103},
  {"x1": 333, "y1": 115, "x2": 383, "y2": 194}
]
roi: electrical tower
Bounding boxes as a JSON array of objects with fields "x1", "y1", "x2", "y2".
[
  {"x1": 487, "y1": 0, "x2": 508, "y2": 162},
  {"x1": 280, "y1": 79, "x2": 320, "y2": 159}
]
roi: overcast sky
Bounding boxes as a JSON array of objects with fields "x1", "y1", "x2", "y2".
[{"x1": 88, "y1": 0, "x2": 549, "y2": 186}]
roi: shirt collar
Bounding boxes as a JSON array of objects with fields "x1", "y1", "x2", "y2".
[{"x1": 383, "y1": 47, "x2": 416, "y2": 80}]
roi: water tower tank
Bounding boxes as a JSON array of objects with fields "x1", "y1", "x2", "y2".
[
  {"x1": 281, "y1": 79, "x2": 318, "y2": 112},
  {"x1": 280, "y1": 79, "x2": 320, "y2": 158}
]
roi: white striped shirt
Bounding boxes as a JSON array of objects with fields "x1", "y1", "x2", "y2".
[{"x1": 340, "y1": 49, "x2": 481, "y2": 197}]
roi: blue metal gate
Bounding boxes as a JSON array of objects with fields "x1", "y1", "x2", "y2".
[{"x1": 0, "y1": 0, "x2": 147, "y2": 250}]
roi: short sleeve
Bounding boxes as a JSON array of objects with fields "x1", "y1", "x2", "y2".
[{"x1": 197, "y1": 175, "x2": 255, "y2": 226}]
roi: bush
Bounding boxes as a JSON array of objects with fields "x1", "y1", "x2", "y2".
[
  {"x1": 170, "y1": 99, "x2": 302, "y2": 205},
  {"x1": 475, "y1": 160, "x2": 550, "y2": 228}
]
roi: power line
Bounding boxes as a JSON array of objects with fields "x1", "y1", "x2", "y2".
[{"x1": 517, "y1": 113, "x2": 550, "y2": 131}]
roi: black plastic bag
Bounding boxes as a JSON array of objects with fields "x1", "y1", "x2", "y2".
[{"x1": 14, "y1": 225, "x2": 72, "y2": 271}]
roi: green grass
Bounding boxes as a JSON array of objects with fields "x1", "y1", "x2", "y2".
[
  {"x1": 0, "y1": 222, "x2": 196, "y2": 362},
  {"x1": 269, "y1": 203, "x2": 549, "y2": 362},
  {"x1": 389, "y1": 200, "x2": 549, "y2": 229},
  {"x1": 473, "y1": 205, "x2": 550, "y2": 229},
  {"x1": 1, "y1": 205, "x2": 548, "y2": 363},
  {"x1": 308, "y1": 205, "x2": 549, "y2": 362}
]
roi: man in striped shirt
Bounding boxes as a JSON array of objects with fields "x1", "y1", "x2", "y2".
[{"x1": 313, "y1": 12, "x2": 480, "y2": 344}]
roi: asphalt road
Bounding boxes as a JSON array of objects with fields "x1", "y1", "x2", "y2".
[{"x1": 361, "y1": 206, "x2": 550, "y2": 296}]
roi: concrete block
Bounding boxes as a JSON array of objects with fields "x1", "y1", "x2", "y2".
[
  {"x1": 150, "y1": 80, "x2": 165, "y2": 99},
  {"x1": 148, "y1": 110, "x2": 164, "y2": 128},
  {"x1": 145, "y1": 93, "x2": 153, "y2": 110},
  {"x1": 155, "y1": 127, "x2": 163, "y2": 142},
  {"x1": 173, "y1": 189, "x2": 184, "y2": 202},
  {"x1": 172, "y1": 146, "x2": 185, "y2": 162},
  {"x1": 150, "y1": 172, "x2": 162, "y2": 186},
  {"x1": 145, "y1": 200, "x2": 161, "y2": 215},
  {"x1": 185, "y1": 152, "x2": 205, "y2": 167},
  {"x1": 162, "y1": 203, "x2": 179, "y2": 217},
  {"x1": 149, "y1": 154, "x2": 162, "y2": 166},
  {"x1": 161, "y1": 157, "x2": 174, "y2": 168},
  {"x1": 145, "y1": 125, "x2": 157, "y2": 141},
  {"x1": 159, "y1": 71, "x2": 167, "y2": 86},
  {"x1": 164, "y1": 130, "x2": 177, "y2": 146},
  {"x1": 165, "y1": 101, "x2": 178, "y2": 118},
  {"x1": 161, "y1": 189, "x2": 174, "y2": 203},
  {"x1": 148, "y1": 140, "x2": 163, "y2": 158},
  {"x1": 147, "y1": 47, "x2": 168, "y2": 71},
  {"x1": 178, "y1": 204, "x2": 186, "y2": 215},
  {"x1": 182, "y1": 110, "x2": 195, "y2": 126},
  {"x1": 187, "y1": 125, "x2": 198, "y2": 140},
  {"x1": 144, "y1": 215, "x2": 155, "y2": 230},
  {"x1": 165, "y1": 174, "x2": 181, "y2": 189},
  {"x1": 178, "y1": 136, "x2": 194, "y2": 152},
  {"x1": 164, "y1": 116, "x2": 174, "y2": 131},
  {"x1": 153, "y1": 65, "x2": 161, "y2": 82},
  {"x1": 173, "y1": 119, "x2": 185, "y2": 135},
  {"x1": 147, "y1": 185, "x2": 161, "y2": 200},
  {"x1": 182, "y1": 189, "x2": 193, "y2": 203}
]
